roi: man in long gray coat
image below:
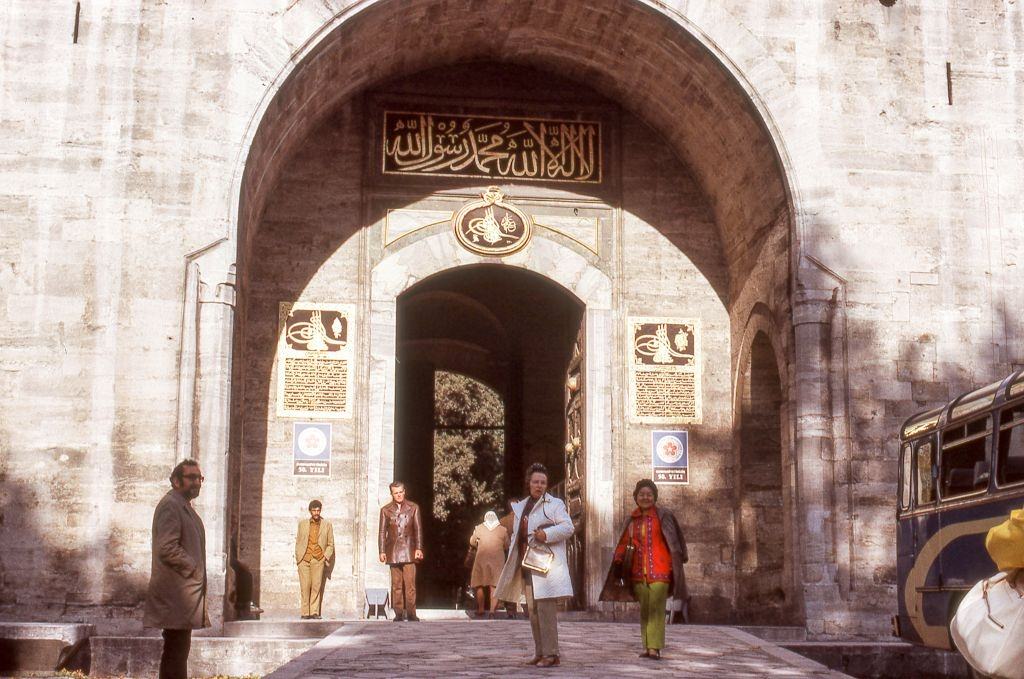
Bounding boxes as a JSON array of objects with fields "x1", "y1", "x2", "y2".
[{"x1": 144, "y1": 459, "x2": 209, "y2": 679}]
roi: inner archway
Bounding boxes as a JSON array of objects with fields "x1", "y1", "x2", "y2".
[{"x1": 395, "y1": 265, "x2": 583, "y2": 606}]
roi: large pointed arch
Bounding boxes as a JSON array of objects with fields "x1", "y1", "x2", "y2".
[
  {"x1": 227, "y1": 0, "x2": 817, "y2": 298},
  {"x1": 216, "y1": 0, "x2": 848, "y2": 629}
]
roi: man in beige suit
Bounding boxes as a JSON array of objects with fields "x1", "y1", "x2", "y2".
[
  {"x1": 295, "y1": 499, "x2": 335, "y2": 619},
  {"x1": 144, "y1": 459, "x2": 209, "y2": 679}
]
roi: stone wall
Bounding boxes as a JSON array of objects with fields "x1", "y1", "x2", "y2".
[
  {"x1": 616, "y1": 116, "x2": 735, "y2": 621},
  {"x1": 239, "y1": 101, "x2": 366, "y2": 616}
]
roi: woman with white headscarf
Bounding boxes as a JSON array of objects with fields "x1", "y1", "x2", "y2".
[{"x1": 469, "y1": 510, "x2": 510, "y2": 617}]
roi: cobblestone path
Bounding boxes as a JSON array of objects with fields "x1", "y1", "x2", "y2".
[{"x1": 266, "y1": 620, "x2": 851, "y2": 678}]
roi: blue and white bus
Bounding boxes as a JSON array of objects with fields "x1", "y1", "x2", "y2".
[{"x1": 895, "y1": 369, "x2": 1024, "y2": 649}]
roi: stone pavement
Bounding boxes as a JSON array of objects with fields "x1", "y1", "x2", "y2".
[{"x1": 266, "y1": 621, "x2": 852, "y2": 678}]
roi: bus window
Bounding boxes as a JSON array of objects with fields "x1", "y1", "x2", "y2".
[
  {"x1": 915, "y1": 439, "x2": 936, "y2": 505},
  {"x1": 899, "y1": 443, "x2": 912, "y2": 510},
  {"x1": 997, "y1": 405, "x2": 1024, "y2": 486},
  {"x1": 940, "y1": 416, "x2": 991, "y2": 498}
]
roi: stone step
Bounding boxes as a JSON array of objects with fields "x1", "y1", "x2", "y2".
[
  {"x1": 310, "y1": 607, "x2": 481, "y2": 621},
  {"x1": 91, "y1": 636, "x2": 318, "y2": 678},
  {"x1": 410, "y1": 608, "x2": 473, "y2": 620},
  {"x1": 222, "y1": 619, "x2": 345, "y2": 638},
  {"x1": 735, "y1": 625, "x2": 807, "y2": 642},
  {"x1": 0, "y1": 623, "x2": 94, "y2": 673},
  {"x1": 781, "y1": 641, "x2": 971, "y2": 679}
]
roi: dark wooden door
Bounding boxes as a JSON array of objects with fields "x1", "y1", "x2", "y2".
[{"x1": 564, "y1": 317, "x2": 586, "y2": 608}]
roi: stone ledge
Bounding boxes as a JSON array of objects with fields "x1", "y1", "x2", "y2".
[
  {"x1": 782, "y1": 641, "x2": 971, "y2": 679},
  {"x1": 0, "y1": 623, "x2": 94, "y2": 673},
  {"x1": 91, "y1": 636, "x2": 318, "y2": 679},
  {"x1": 0, "y1": 623, "x2": 94, "y2": 644},
  {"x1": 736, "y1": 624, "x2": 808, "y2": 642},
  {"x1": 222, "y1": 619, "x2": 345, "y2": 638}
]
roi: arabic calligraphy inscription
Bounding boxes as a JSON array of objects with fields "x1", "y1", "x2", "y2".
[{"x1": 383, "y1": 111, "x2": 601, "y2": 183}]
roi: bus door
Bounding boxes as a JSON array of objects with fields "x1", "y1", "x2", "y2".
[
  {"x1": 908, "y1": 437, "x2": 944, "y2": 644},
  {"x1": 895, "y1": 441, "x2": 915, "y2": 635}
]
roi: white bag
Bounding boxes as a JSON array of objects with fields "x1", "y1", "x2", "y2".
[{"x1": 951, "y1": 571, "x2": 1024, "y2": 679}]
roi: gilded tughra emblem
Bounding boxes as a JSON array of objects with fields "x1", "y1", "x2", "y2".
[
  {"x1": 632, "y1": 322, "x2": 695, "y2": 366},
  {"x1": 453, "y1": 187, "x2": 533, "y2": 256}
]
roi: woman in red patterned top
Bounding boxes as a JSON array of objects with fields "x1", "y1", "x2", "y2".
[{"x1": 599, "y1": 479, "x2": 688, "y2": 660}]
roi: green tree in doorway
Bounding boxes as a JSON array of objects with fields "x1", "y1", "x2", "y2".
[{"x1": 432, "y1": 371, "x2": 506, "y2": 605}]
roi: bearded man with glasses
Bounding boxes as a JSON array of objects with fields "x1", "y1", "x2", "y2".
[{"x1": 144, "y1": 459, "x2": 209, "y2": 679}]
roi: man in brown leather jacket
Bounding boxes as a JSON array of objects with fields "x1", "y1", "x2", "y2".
[{"x1": 378, "y1": 481, "x2": 423, "y2": 621}]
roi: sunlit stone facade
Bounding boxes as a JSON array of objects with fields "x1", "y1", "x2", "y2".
[{"x1": 1, "y1": 0, "x2": 1022, "y2": 638}]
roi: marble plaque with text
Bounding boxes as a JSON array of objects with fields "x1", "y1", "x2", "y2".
[
  {"x1": 277, "y1": 302, "x2": 355, "y2": 419},
  {"x1": 628, "y1": 317, "x2": 702, "y2": 424}
]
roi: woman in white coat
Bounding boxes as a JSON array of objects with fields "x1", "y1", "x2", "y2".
[{"x1": 495, "y1": 463, "x2": 574, "y2": 668}]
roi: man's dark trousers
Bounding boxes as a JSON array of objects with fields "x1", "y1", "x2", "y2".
[{"x1": 159, "y1": 629, "x2": 191, "y2": 679}]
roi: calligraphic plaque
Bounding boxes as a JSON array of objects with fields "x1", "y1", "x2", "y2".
[
  {"x1": 453, "y1": 187, "x2": 532, "y2": 256},
  {"x1": 277, "y1": 302, "x2": 354, "y2": 419},
  {"x1": 383, "y1": 110, "x2": 601, "y2": 183},
  {"x1": 628, "y1": 317, "x2": 702, "y2": 424}
]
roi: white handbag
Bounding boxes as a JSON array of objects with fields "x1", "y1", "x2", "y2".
[{"x1": 951, "y1": 571, "x2": 1024, "y2": 679}]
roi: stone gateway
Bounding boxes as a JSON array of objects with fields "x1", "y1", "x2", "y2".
[{"x1": 1, "y1": 0, "x2": 1022, "y2": 646}]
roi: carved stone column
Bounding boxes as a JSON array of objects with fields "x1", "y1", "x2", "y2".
[
  {"x1": 791, "y1": 285, "x2": 840, "y2": 635},
  {"x1": 176, "y1": 240, "x2": 235, "y2": 633}
]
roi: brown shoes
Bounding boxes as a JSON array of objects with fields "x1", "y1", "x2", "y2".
[{"x1": 526, "y1": 654, "x2": 560, "y2": 667}]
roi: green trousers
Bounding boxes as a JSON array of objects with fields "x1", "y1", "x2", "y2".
[{"x1": 634, "y1": 581, "x2": 669, "y2": 650}]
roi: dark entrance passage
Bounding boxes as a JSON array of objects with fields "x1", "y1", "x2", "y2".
[{"x1": 395, "y1": 265, "x2": 583, "y2": 607}]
